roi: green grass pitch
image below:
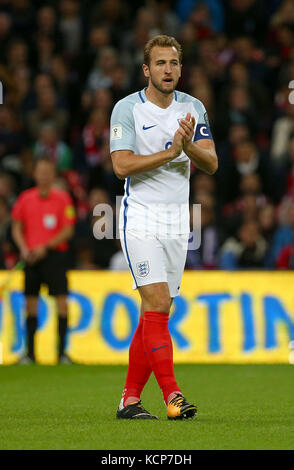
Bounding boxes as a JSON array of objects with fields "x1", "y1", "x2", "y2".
[{"x1": 0, "y1": 364, "x2": 294, "y2": 450}]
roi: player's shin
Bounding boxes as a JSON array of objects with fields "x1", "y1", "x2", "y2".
[
  {"x1": 26, "y1": 315, "x2": 37, "y2": 360},
  {"x1": 122, "y1": 317, "x2": 152, "y2": 407},
  {"x1": 143, "y1": 311, "x2": 181, "y2": 405},
  {"x1": 58, "y1": 315, "x2": 68, "y2": 357}
]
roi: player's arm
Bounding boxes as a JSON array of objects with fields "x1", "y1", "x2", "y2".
[
  {"x1": 11, "y1": 220, "x2": 31, "y2": 261},
  {"x1": 29, "y1": 225, "x2": 75, "y2": 263},
  {"x1": 110, "y1": 98, "x2": 185, "y2": 179},
  {"x1": 30, "y1": 226, "x2": 74, "y2": 264},
  {"x1": 46, "y1": 225, "x2": 74, "y2": 250},
  {"x1": 111, "y1": 128, "x2": 184, "y2": 179},
  {"x1": 180, "y1": 112, "x2": 218, "y2": 175},
  {"x1": 184, "y1": 137, "x2": 218, "y2": 175}
]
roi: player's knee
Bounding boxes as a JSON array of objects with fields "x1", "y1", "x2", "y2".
[
  {"x1": 56, "y1": 296, "x2": 68, "y2": 316},
  {"x1": 147, "y1": 296, "x2": 171, "y2": 314},
  {"x1": 26, "y1": 297, "x2": 38, "y2": 315}
]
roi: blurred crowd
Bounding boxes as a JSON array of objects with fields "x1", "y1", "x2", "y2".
[{"x1": 0, "y1": 0, "x2": 294, "y2": 270}]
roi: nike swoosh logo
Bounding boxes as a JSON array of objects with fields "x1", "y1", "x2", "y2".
[
  {"x1": 143, "y1": 124, "x2": 157, "y2": 130},
  {"x1": 152, "y1": 345, "x2": 168, "y2": 352}
]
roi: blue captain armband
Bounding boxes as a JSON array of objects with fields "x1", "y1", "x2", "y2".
[{"x1": 193, "y1": 123, "x2": 213, "y2": 141}]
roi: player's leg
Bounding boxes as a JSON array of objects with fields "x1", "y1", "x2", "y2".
[
  {"x1": 138, "y1": 282, "x2": 183, "y2": 406},
  {"x1": 55, "y1": 295, "x2": 70, "y2": 363},
  {"x1": 22, "y1": 295, "x2": 39, "y2": 363},
  {"x1": 162, "y1": 235, "x2": 197, "y2": 419},
  {"x1": 121, "y1": 301, "x2": 152, "y2": 407},
  {"x1": 45, "y1": 251, "x2": 71, "y2": 363},
  {"x1": 117, "y1": 303, "x2": 157, "y2": 419},
  {"x1": 121, "y1": 284, "x2": 170, "y2": 409},
  {"x1": 117, "y1": 230, "x2": 166, "y2": 419},
  {"x1": 20, "y1": 263, "x2": 41, "y2": 363}
]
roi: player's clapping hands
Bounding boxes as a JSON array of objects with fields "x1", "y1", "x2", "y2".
[
  {"x1": 179, "y1": 113, "x2": 196, "y2": 149},
  {"x1": 170, "y1": 113, "x2": 196, "y2": 158},
  {"x1": 171, "y1": 127, "x2": 185, "y2": 157}
]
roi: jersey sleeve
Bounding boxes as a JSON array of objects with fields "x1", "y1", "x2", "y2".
[
  {"x1": 110, "y1": 99, "x2": 136, "y2": 153},
  {"x1": 61, "y1": 193, "x2": 76, "y2": 227},
  {"x1": 192, "y1": 100, "x2": 213, "y2": 142}
]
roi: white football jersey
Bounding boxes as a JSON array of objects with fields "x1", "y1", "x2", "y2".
[{"x1": 110, "y1": 88, "x2": 212, "y2": 236}]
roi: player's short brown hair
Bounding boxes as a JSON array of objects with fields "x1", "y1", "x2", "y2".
[{"x1": 144, "y1": 35, "x2": 182, "y2": 66}]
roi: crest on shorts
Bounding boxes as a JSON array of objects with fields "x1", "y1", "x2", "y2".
[{"x1": 136, "y1": 260, "x2": 149, "y2": 277}]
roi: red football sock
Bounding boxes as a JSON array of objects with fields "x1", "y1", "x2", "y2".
[
  {"x1": 143, "y1": 311, "x2": 181, "y2": 404},
  {"x1": 123, "y1": 317, "x2": 152, "y2": 406}
]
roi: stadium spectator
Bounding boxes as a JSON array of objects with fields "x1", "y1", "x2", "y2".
[
  {"x1": 0, "y1": 1, "x2": 292, "y2": 271},
  {"x1": 0, "y1": 172, "x2": 16, "y2": 207},
  {"x1": 79, "y1": 25, "x2": 112, "y2": 85},
  {"x1": 87, "y1": 46, "x2": 118, "y2": 91},
  {"x1": 59, "y1": 0, "x2": 84, "y2": 59},
  {"x1": 26, "y1": 86, "x2": 69, "y2": 141},
  {"x1": 176, "y1": 0, "x2": 224, "y2": 33},
  {"x1": 220, "y1": 220, "x2": 268, "y2": 269},
  {"x1": 222, "y1": 174, "x2": 266, "y2": 233},
  {"x1": 0, "y1": 12, "x2": 13, "y2": 63},
  {"x1": 6, "y1": 38, "x2": 29, "y2": 73},
  {"x1": 92, "y1": 87, "x2": 113, "y2": 116},
  {"x1": 0, "y1": 105, "x2": 24, "y2": 165},
  {"x1": 271, "y1": 102, "x2": 294, "y2": 160},
  {"x1": 34, "y1": 33, "x2": 56, "y2": 73},
  {"x1": 271, "y1": 133, "x2": 294, "y2": 202},
  {"x1": 258, "y1": 202, "x2": 277, "y2": 267},
  {"x1": 74, "y1": 186, "x2": 117, "y2": 269},
  {"x1": 186, "y1": 191, "x2": 220, "y2": 269},
  {"x1": 270, "y1": 198, "x2": 294, "y2": 267},
  {"x1": 109, "y1": 64, "x2": 132, "y2": 103},
  {"x1": 223, "y1": 0, "x2": 266, "y2": 43},
  {"x1": 33, "y1": 123, "x2": 73, "y2": 172},
  {"x1": 90, "y1": 0, "x2": 131, "y2": 48},
  {"x1": 74, "y1": 109, "x2": 109, "y2": 179},
  {"x1": 276, "y1": 243, "x2": 294, "y2": 268},
  {"x1": 216, "y1": 85, "x2": 258, "y2": 140},
  {"x1": 36, "y1": 5, "x2": 58, "y2": 37},
  {"x1": 150, "y1": 0, "x2": 180, "y2": 37},
  {"x1": 222, "y1": 139, "x2": 273, "y2": 202}
]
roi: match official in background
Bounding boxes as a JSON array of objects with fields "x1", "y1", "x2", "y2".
[{"x1": 12, "y1": 157, "x2": 76, "y2": 364}]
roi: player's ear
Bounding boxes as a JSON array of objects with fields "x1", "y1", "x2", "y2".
[{"x1": 142, "y1": 63, "x2": 150, "y2": 78}]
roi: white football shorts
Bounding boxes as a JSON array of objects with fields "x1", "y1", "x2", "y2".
[{"x1": 119, "y1": 229, "x2": 189, "y2": 297}]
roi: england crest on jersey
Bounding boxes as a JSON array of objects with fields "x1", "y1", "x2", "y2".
[{"x1": 136, "y1": 260, "x2": 150, "y2": 277}]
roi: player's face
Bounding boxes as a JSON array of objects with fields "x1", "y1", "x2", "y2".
[
  {"x1": 34, "y1": 161, "x2": 55, "y2": 188},
  {"x1": 143, "y1": 46, "x2": 182, "y2": 95}
]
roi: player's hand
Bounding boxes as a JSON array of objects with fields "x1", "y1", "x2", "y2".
[
  {"x1": 20, "y1": 247, "x2": 32, "y2": 263},
  {"x1": 179, "y1": 113, "x2": 196, "y2": 149},
  {"x1": 30, "y1": 245, "x2": 47, "y2": 264},
  {"x1": 170, "y1": 128, "x2": 185, "y2": 158}
]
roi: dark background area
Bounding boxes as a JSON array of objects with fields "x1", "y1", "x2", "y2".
[{"x1": 0, "y1": 0, "x2": 294, "y2": 271}]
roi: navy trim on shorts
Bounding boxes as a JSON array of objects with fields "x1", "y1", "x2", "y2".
[{"x1": 123, "y1": 177, "x2": 138, "y2": 288}]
